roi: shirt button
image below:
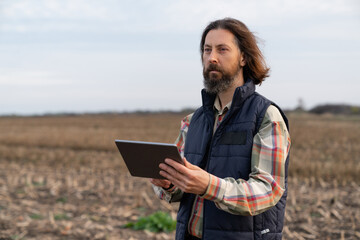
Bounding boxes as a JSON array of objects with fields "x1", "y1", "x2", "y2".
[{"x1": 194, "y1": 210, "x2": 198, "y2": 214}]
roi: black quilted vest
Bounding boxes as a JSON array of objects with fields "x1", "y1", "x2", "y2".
[{"x1": 175, "y1": 80, "x2": 289, "y2": 240}]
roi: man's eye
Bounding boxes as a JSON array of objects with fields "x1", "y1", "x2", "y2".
[
  {"x1": 204, "y1": 48, "x2": 211, "y2": 53},
  {"x1": 220, "y1": 48, "x2": 228, "y2": 52}
]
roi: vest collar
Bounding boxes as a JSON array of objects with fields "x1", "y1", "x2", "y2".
[{"x1": 201, "y1": 79, "x2": 256, "y2": 111}]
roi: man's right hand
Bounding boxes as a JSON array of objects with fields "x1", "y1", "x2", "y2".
[{"x1": 150, "y1": 178, "x2": 172, "y2": 189}]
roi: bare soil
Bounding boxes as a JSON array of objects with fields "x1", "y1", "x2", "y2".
[{"x1": 0, "y1": 113, "x2": 359, "y2": 239}]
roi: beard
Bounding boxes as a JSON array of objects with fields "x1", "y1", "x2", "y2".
[{"x1": 203, "y1": 62, "x2": 242, "y2": 94}]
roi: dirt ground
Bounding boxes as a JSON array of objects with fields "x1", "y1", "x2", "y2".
[
  {"x1": 1, "y1": 162, "x2": 359, "y2": 240},
  {"x1": 0, "y1": 113, "x2": 359, "y2": 239}
]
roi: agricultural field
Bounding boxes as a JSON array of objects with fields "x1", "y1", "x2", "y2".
[{"x1": 0, "y1": 112, "x2": 359, "y2": 240}]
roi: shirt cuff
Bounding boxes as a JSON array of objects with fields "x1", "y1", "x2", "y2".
[
  {"x1": 200, "y1": 174, "x2": 225, "y2": 202},
  {"x1": 163, "y1": 185, "x2": 177, "y2": 193}
]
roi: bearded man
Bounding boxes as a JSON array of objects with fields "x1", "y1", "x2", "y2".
[{"x1": 151, "y1": 18, "x2": 291, "y2": 240}]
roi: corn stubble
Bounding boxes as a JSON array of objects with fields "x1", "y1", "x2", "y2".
[{"x1": 0, "y1": 113, "x2": 359, "y2": 239}]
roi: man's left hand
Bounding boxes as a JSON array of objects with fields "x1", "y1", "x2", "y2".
[{"x1": 159, "y1": 158, "x2": 209, "y2": 195}]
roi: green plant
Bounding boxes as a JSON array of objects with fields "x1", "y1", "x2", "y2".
[
  {"x1": 29, "y1": 213, "x2": 43, "y2": 220},
  {"x1": 16, "y1": 188, "x2": 25, "y2": 194},
  {"x1": 54, "y1": 213, "x2": 71, "y2": 221},
  {"x1": 56, "y1": 197, "x2": 67, "y2": 203},
  {"x1": 32, "y1": 181, "x2": 45, "y2": 187},
  {"x1": 123, "y1": 211, "x2": 176, "y2": 233}
]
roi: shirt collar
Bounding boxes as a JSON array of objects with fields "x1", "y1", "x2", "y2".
[{"x1": 214, "y1": 95, "x2": 232, "y2": 115}]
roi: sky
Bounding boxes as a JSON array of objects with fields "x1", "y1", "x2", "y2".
[{"x1": 0, "y1": 0, "x2": 359, "y2": 115}]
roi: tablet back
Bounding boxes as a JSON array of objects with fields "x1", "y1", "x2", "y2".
[{"x1": 115, "y1": 140, "x2": 183, "y2": 179}]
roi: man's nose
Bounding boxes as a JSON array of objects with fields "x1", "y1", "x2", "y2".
[{"x1": 209, "y1": 52, "x2": 218, "y2": 64}]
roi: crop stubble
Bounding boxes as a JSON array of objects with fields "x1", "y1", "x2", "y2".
[{"x1": 0, "y1": 113, "x2": 359, "y2": 239}]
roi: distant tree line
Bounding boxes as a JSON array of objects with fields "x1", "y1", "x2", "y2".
[
  {"x1": 2, "y1": 104, "x2": 360, "y2": 118},
  {"x1": 308, "y1": 104, "x2": 360, "y2": 115}
]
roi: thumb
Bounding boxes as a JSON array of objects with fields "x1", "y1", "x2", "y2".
[{"x1": 183, "y1": 157, "x2": 197, "y2": 170}]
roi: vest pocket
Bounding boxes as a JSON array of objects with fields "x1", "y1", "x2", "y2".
[{"x1": 218, "y1": 131, "x2": 247, "y2": 145}]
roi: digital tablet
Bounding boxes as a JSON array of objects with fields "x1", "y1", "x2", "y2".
[{"x1": 115, "y1": 139, "x2": 184, "y2": 179}]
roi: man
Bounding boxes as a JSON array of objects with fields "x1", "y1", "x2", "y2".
[{"x1": 151, "y1": 18, "x2": 291, "y2": 240}]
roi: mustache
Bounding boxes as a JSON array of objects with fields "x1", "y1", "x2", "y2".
[{"x1": 204, "y1": 63, "x2": 224, "y2": 75}]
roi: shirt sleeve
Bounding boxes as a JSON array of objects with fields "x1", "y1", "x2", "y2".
[
  {"x1": 201, "y1": 105, "x2": 291, "y2": 216},
  {"x1": 151, "y1": 113, "x2": 193, "y2": 203}
]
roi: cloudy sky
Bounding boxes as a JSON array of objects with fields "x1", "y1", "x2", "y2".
[{"x1": 0, "y1": 0, "x2": 359, "y2": 115}]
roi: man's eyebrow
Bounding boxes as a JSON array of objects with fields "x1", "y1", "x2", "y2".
[
  {"x1": 216, "y1": 44, "x2": 231, "y2": 48},
  {"x1": 204, "y1": 43, "x2": 231, "y2": 48}
]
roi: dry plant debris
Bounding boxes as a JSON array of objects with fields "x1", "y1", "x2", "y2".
[{"x1": 0, "y1": 113, "x2": 359, "y2": 239}]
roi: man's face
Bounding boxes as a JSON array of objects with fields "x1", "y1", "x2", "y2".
[{"x1": 202, "y1": 29, "x2": 245, "y2": 94}]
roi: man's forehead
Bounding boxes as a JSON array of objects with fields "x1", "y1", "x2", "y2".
[{"x1": 204, "y1": 28, "x2": 236, "y2": 46}]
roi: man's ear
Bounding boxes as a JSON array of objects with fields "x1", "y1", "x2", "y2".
[{"x1": 240, "y1": 52, "x2": 246, "y2": 67}]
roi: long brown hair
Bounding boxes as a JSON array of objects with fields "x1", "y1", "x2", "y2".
[{"x1": 200, "y1": 18, "x2": 270, "y2": 85}]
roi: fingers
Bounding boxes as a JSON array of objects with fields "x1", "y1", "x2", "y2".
[
  {"x1": 150, "y1": 178, "x2": 171, "y2": 188},
  {"x1": 159, "y1": 163, "x2": 182, "y2": 181},
  {"x1": 181, "y1": 157, "x2": 199, "y2": 170},
  {"x1": 159, "y1": 158, "x2": 196, "y2": 183},
  {"x1": 159, "y1": 170, "x2": 183, "y2": 191},
  {"x1": 159, "y1": 159, "x2": 190, "y2": 192},
  {"x1": 183, "y1": 157, "x2": 195, "y2": 169},
  {"x1": 158, "y1": 158, "x2": 210, "y2": 195},
  {"x1": 162, "y1": 158, "x2": 188, "y2": 174}
]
